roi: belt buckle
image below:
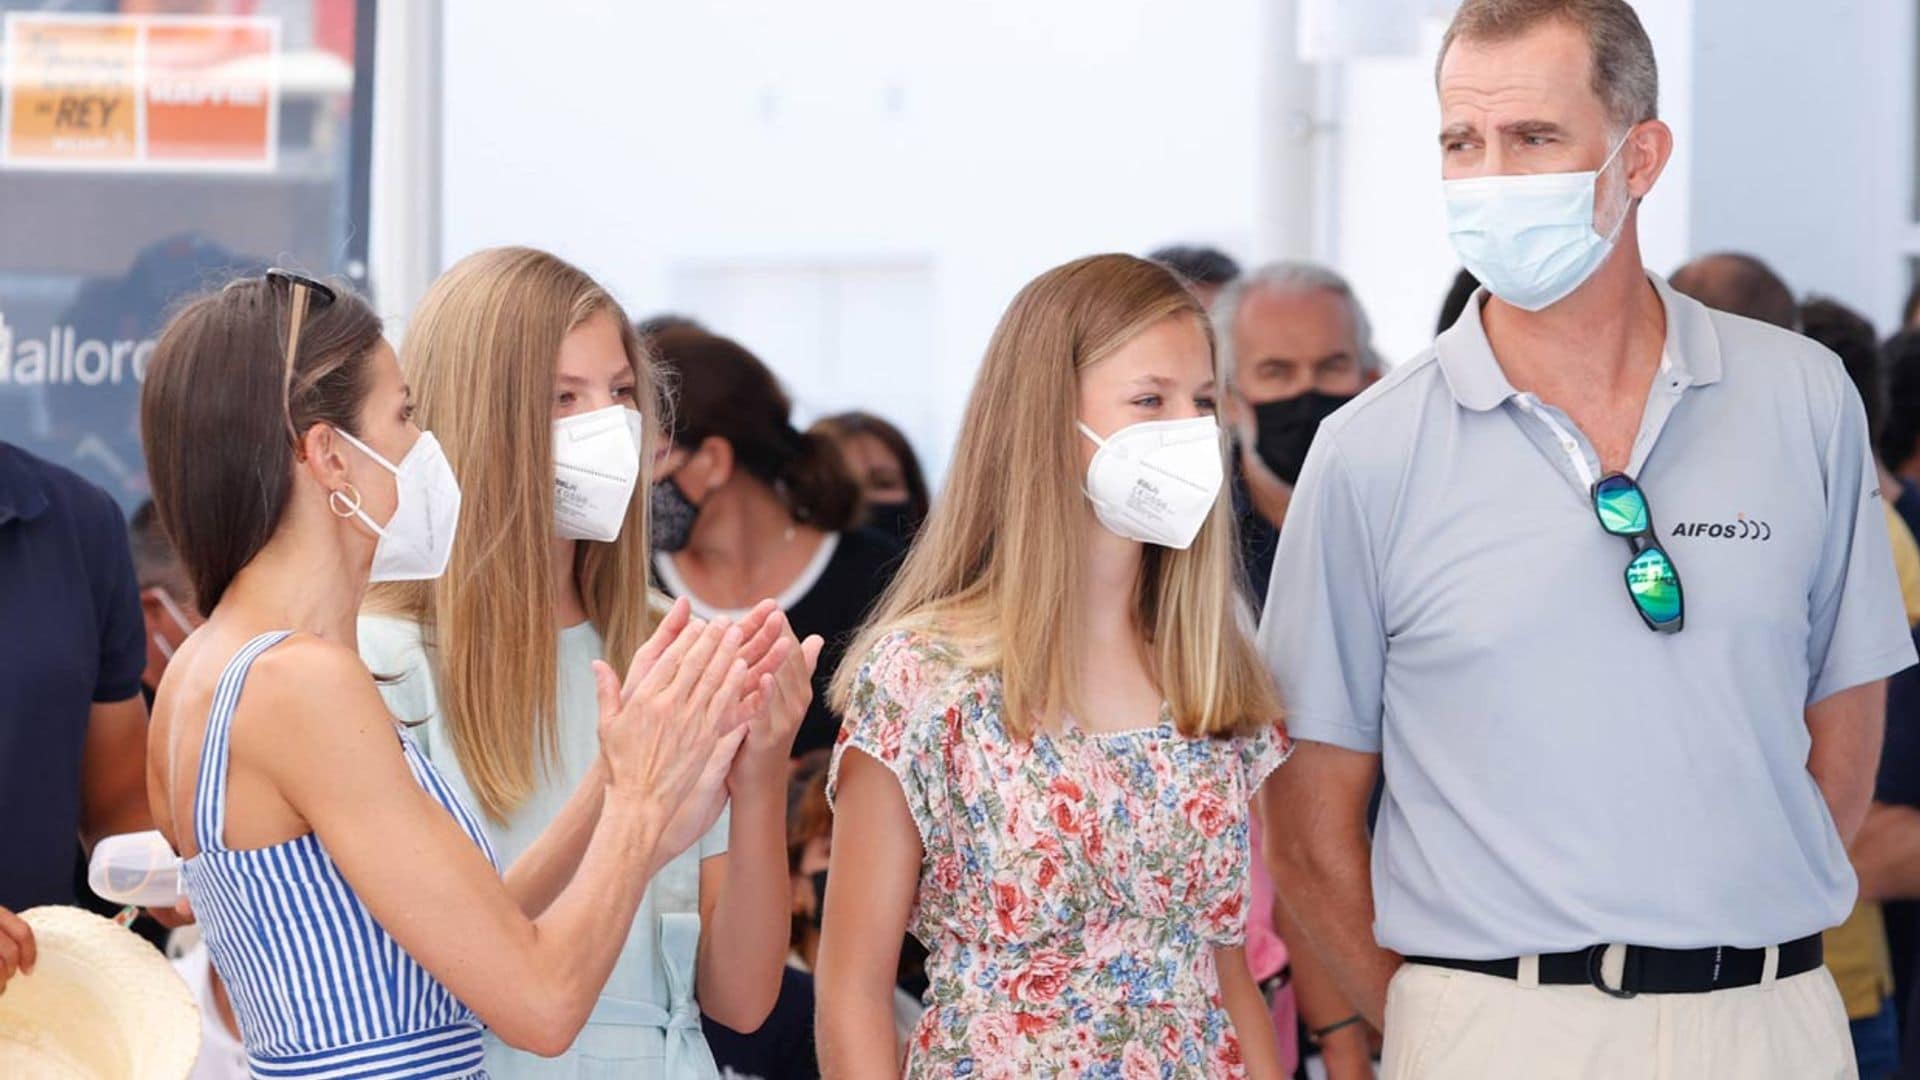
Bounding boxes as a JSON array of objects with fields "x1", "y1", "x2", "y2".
[{"x1": 1585, "y1": 945, "x2": 1637, "y2": 999}]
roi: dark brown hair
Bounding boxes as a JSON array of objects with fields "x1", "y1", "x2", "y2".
[
  {"x1": 651, "y1": 327, "x2": 860, "y2": 531},
  {"x1": 140, "y1": 275, "x2": 384, "y2": 616},
  {"x1": 1801, "y1": 297, "x2": 1885, "y2": 446},
  {"x1": 810, "y1": 410, "x2": 931, "y2": 533}
]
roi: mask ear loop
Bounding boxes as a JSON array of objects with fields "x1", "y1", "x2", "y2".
[
  {"x1": 1594, "y1": 131, "x2": 1638, "y2": 243},
  {"x1": 1075, "y1": 423, "x2": 1111, "y2": 504},
  {"x1": 148, "y1": 587, "x2": 194, "y2": 662}
]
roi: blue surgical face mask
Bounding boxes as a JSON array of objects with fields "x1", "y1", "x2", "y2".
[{"x1": 1443, "y1": 135, "x2": 1632, "y2": 312}]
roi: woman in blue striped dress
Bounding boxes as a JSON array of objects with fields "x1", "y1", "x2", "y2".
[{"x1": 138, "y1": 272, "x2": 792, "y2": 1079}]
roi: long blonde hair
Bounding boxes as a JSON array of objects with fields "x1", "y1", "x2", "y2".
[
  {"x1": 369, "y1": 247, "x2": 661, "y2": 820},
  {"x1": 831, "y1": 253, "x2": 1280, "y2": 740}
]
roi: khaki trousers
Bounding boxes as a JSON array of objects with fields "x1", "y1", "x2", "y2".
[{"x1": 1380, "y1": 952, "x2": 1856, "y2": 1079}]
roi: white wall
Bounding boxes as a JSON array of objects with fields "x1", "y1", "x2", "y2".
[
  {"x1": 433, "y1": 0, "x2": 1918, "y2": 479},
  {"x1": 439, "y1": 0, "x2": 1266, "y2": 478},
  {"x1": 1687, "y1": 0, "x2": 1912, "y2": 329},
  {"x1": 1326, "y1": 20, "x2": 1458, "y2": 365}
]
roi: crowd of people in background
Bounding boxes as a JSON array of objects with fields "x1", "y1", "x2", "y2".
[{"x1": 6, "y1": 1, "x2": 1920, "y2": 1078}]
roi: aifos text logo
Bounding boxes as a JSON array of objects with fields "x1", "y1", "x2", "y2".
[{"x1": 1671, "y1": 514, "x2": 1771, "y2": 541}]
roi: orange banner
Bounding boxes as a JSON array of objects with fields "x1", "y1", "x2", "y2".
[
  {"x1": 2, "y1": 13, "x2": 278, "y2": 171},
  {"x1": 3, "y1": 18, "x2": 140, "y2": 164}
]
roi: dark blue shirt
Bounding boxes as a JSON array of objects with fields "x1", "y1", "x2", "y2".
[
  {"x1": 1879, "y1": 480, "x2": 1920, "y2": 1065},
  {"x1": 1879, "y1": 478, "x2": 1920, "y2": 808},
  {"x1": 0, "y1": 441, "x2": 146, "y2": 909}
]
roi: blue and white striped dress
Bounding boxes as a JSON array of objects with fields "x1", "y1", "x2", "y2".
[{"x1": 181, "y1": 631, "x2": 500, "y2": 1079}]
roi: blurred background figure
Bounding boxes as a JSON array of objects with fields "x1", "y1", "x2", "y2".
[
  {"x1": 1670, "y1": 252, "x2": 1800, "y2": 331},
  {"x1": 1901, "y1": 286, "x2": 1920, "y2": 335},
  {"x1": 809, "y1": 411, "x2": 932, "y2": 546},
  {"x1": 1885, "y1": 330, "x2": 1920, "y2": 530},
  {"x1": 636, "y1": 312, "x2": 710, "y2": 342},
  {"x1": 1149, "y1": 243, "x2": 1244, "y2": 310},
  {"x1": 1212, "y1": 262, "x2": 1381, "y2": 602},
  {"x1": 649, "y1": 327, "x2": 904, "y2": 757},
  {"x1": 1879, "y1": 324, "x2": 1920, "y2": 1078},
  {"x1": 127, "y1": 498, "x2": 200, "y2": 703}
]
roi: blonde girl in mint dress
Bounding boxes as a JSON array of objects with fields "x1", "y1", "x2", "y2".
[{"x1": 360, "y1": 247, "x2": 819, "y2": 1078}]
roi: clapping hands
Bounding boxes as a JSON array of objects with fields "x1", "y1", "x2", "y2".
[{"x1": 595, "y1": 598, "x2": 821, "y2": 862}]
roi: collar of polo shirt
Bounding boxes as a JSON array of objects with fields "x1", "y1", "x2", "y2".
[{"x1": 1435, "y1": 273, "x2": 1726, "y2": 413}]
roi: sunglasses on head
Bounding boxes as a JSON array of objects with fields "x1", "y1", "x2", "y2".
[
  {"x1": 1591, "y1": 472, "x2": 1684, "y2": 633},
  {"x1": 262, "y1": 268, "x2": 338, "y2": 446}
]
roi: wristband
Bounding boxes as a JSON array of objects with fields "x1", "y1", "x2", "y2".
[{"x1": 1310, "y1": 1013, "x2": 1365, "y2": 1044}]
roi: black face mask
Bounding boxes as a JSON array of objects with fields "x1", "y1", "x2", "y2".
[
  {"x1": 808, "y1": 869, "x2": 829, "y2": 930},
  {"x1": 648, "y1": 478, "x2": 700, "y2": 553},
  {"x1": 1251, "y1": 392, "x2": 1354, "y2": 484},
  {"x1": 864, "y1": 500, "x2": 921, "y2": 544}
]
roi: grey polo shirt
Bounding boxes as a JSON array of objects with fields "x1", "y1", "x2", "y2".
[{"x1": 1259, "y1": 273, "x2": 1917, "y2": 959}]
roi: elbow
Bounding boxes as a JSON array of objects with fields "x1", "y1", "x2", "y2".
[
  {"x1": 488, "y1": 996, "x2": 588, "y2": 1058},
  {"x1": 697, "y1": 939, "x2": 787, "y2": 1033},
  {"x1": 703, "y1": 987, "x2": 778, "y2": 1035},
  {"x1": 492, "y1": 1022, "x2": 577, "y2": 1060}
]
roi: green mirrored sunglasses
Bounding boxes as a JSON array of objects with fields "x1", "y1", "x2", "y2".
[{"x1": 1591, "y1": 473, "x2": 1684, "y2": 633}]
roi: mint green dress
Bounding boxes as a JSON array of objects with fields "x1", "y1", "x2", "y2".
[{"x1": 358, "y1": 615, "x2": 728, "y2": 1079}]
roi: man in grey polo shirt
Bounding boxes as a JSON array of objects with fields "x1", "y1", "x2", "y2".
[{"x1": 1259, "y1": 1, "x2": 1915, "y2": 1076}]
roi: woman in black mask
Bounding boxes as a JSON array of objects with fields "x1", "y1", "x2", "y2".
[
  {"x1": 648, "y1": 328, "x2": 905, "y2": 758},
  {"x1": 809, "y1": 411, "x2": 932, "y2": 546}
]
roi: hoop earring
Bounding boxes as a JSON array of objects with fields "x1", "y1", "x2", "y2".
[{"x1": 328, "y1": 484, "x2": 363, "y2": 518}]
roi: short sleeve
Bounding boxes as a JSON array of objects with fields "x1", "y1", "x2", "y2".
[
  {"x1": 86, "y1": 490, "x2": 145, "y2": 703},
  {"x1": 1237, "y1": 723, "x2": 1294, "y2": 798},
  {"x1": 1806, "y1": 390, "x2": 1919, "y2": 704},
  {"x1": 826, "y1": 631, "x2": 944, "y2": 852},
  {"x1": 699, "y1": 799, "x2": 731, "y2": 859},
  {"x1": 1256, "y1": 440, "x2": 1387, "y2": 752}
]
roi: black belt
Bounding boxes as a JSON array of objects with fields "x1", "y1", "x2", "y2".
[{"x1": 1404, "y1": 934, "x2": 1823, "y2": 997}]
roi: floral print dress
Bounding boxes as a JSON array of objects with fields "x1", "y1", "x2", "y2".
[{"x1": 827, "y1": 631, "x2": 1293, "y2": 1080}]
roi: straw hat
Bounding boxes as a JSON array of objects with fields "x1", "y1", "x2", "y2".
[{"x1": 0, "y1": 906, "x2": 200, "y2": 1078}]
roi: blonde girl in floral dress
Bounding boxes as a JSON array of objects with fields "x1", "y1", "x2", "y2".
[{"x1": 817, "y1": 254, "x2": 1293, "y2": 1079}]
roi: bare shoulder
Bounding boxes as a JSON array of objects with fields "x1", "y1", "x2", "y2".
[{"x1": 237, "y1": 634, "x2": 400, "y2": 757}]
